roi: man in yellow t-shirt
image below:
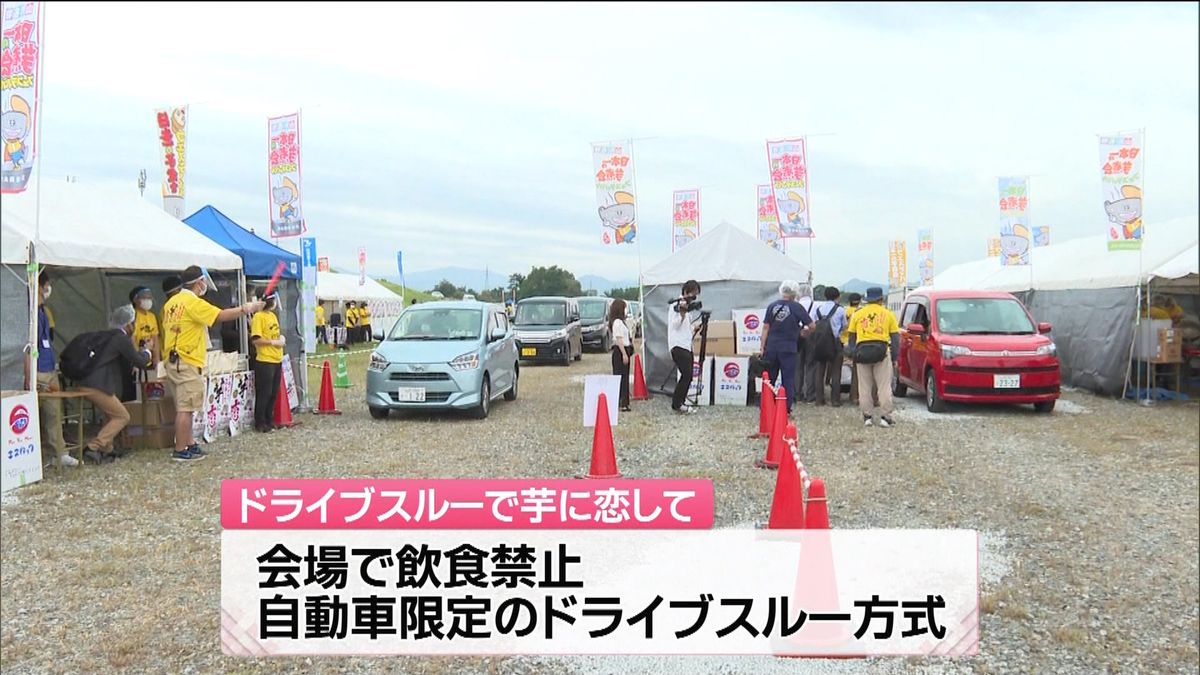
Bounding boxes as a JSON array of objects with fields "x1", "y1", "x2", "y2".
[
  {"x1": 129, "y1": 286, "x2": 162, "y2": 365},
  {"x1": 847, "y1": 287, "x2": 900, "y2": 427},
  {"x1": 162, "y1": 266, "x2": 263, "y2": 461},
  {"x1": 345, "y1": 301, "x2": 359, "y2": 345},
  {"x1": 250, "y1": 291, "x2": 286, "y2": 433},
  {"x1": 315, "y1": 303, "x2": 327, "y2": 344}
]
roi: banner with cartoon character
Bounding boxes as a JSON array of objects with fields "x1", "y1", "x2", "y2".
[
  {"x1": 268, "y1": 112, "x2": 304, "y2": 238},
  {"x1": 155, "y1": 105, "x2": 187, "y2": 218},
  {"x1": 592, "y1": 140, "x2": 637, "y2": 245},
  {"x1": 756, "y1": 185, "x2": 786, "y2": 253},
  {"x1": 766, "y1": 138, "x2": 813, "y2": 238},
  {"x1": 917, "y1": 229, "x2": 934, "y2": 285},
  {"x1": 1, "y1": 1, "x2": 42, "y2": 194},
  {"x1": 316, "y1": 256, "x2": 329, "y2": 272},
  {"x1": 888, "y1": 241, "x2": 907, "y2": 289},
  {"x1": 1033, "y1": 226, "x2": 1050, "y2": 248},
  {"x1": 672, "y1": 189, "x2": 699, "y2": 251},
  {"x1": 1099, "y1": 132, "x2": 1143, "y2": 251},
  {"x1": 987, "y1": 237, "x2": 1001, "y2": 258},
  {"x1": 997, "y1": 177, "x2": 1030, "y2": 266}
]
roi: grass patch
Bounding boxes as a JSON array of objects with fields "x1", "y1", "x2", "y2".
[{"x1": 1054, "y1": 626, "x2": 1087, "y2": 645}]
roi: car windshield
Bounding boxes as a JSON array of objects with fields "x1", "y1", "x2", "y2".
[
  {"x1": 935, "y1": 298, "x2": 1036, "y2": 335},
  {"x1": 578, "y1": 300, "x2": 607, "y2": 321},
  {"x1": 388, "y1": 308, "x2": 481, "y2": 340},
  {"x1": 515, "y1": 302, "x2": 566, "y2": 326}
]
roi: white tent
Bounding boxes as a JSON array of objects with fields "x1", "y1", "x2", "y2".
[
  {"x1": 316, "y1": 271, "x2": 404, "y2": 337},
  {"x1": 1, "y1": 180, "x2": 244, "y2": 390},
  {"x1": 642, "y1": 222, "x2": 810, "y2": 397},
  {"x1": 928, "y1": 215, "x2": 1198, "y2": 395}
]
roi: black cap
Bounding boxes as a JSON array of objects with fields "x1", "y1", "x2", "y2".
[
  {"x1": 847, "y1": 292, "x2": 862, "y2": 304},
  {"x1": 129, "y1": 286, "x2": 152, "y2": 303},
  {"x1": 162, "y1": 275, "x2": 182, "y2": 295},
  {"x1": 181, "y1": 265, "x2": 204, "y2": 285}
]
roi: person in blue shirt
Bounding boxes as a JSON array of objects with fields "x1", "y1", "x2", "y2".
[
  {"x1": 755, "y1": 280, "x2": 814, "y2": 415},
  {"x1": 808, "y1": 286, "x2": 849, "y2": 407},
  {"x1": 24, "y1": 273, "x2": 77, "y2": 468}
]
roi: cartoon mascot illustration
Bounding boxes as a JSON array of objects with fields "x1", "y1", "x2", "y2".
[
  {"x1": 775, "y1": 191, "x2": 808, "y2": 236},
  {"x1": 598, "y1": 190, "x2": 637, "y2": 244},
  {"x1": 1104, "y1": 185, "x2": 1142, "y2": 241},
  {"x1": 2, "y1": 94, "x2": 31, "y2": 171},
  {"x1": 999, "y1": 222, "x2": 1031, "y2": 266},
  {"x1": 273, "y1": 176, "x2": 300, "y2": 223}
]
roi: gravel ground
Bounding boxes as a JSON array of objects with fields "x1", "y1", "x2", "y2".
[{"x1": 1, "y1": 349, "x2": 1197, "y2": 674}]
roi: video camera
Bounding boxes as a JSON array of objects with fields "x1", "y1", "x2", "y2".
[{"x1": 669, "y1": 295, "x2": 704, "y2": 313}]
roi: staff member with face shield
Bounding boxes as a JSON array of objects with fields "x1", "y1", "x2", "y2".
[
  {"x1": 162, "y1": 266, "x2": 264, "y2": 462},
  {"x1": 250, "y1": 291, "x2": 286, "y2": 433}
]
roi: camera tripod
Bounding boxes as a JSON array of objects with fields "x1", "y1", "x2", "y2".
[{"x1": 658, "y1": 310, "x2": 712, "y2": 407}]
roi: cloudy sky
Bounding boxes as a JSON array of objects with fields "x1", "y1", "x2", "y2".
[{"x1": 31, "y1": 2, "x2": 1200, "y2": 286}]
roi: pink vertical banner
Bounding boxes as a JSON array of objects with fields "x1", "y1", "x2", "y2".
[
  {"x1": 766, "y1": 138, "x2": 813, "y2": 238},
  {"x1": 671, "y1": 188, "x2": 699, "y2": 251},
  {"x1": 1, "y1": 0, "x2": 43, "y2": 194},
  {"x1": 267, "y1": 112, "x2": 304, "y2": 238}
]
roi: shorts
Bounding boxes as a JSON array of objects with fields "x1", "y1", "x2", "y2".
[{"x1": 166, "y1": 363, "x2": 205, "y2": 413}]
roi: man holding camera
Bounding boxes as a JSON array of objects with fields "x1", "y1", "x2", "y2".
[
  {"x1": 756, "y1": 280, "x2": 814, "y2": 415},
  {"x1": 667, "y1": 280, "x2": 703, "y2": 414}
]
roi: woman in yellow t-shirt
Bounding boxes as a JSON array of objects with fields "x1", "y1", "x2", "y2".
[
  {"x1": 250, "y1": 292, "x2": 286, "y2": 433},
  {"x1": 315, "y1": 303, "x2": 327, "y2": 344},
  {"x1": 129, "y1": 286, "x2": 162, "y2": 365},
  {"x1": 345, "y1": 302, "x2": 359, "y2": 345}
]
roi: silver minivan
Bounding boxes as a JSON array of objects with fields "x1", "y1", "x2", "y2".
[{"x1": 366, "y1": 301, "x2": 518, "y2": 419}]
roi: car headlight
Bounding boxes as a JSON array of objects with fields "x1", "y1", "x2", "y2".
[
  {"x1": 1036, "y1": 343, "x2": 1057, "y2": 356},
  {"x1": 368, "y1": 352, "x2": 389, "y2": 372},
  {"x1": 940, "y1": 344, "x2": 972, "y2": 360},
  {"x1": 450, "y1": 352, "x2": 479, "y2": 371},
  {"x1": 552, "y1": 329, "x2": 569, "y2": 340}
]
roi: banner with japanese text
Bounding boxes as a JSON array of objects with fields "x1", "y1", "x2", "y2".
[
  {"x1": 998, "y1": 176, "x2": 1030, "y2": 266},
  {"x1": 986, "y1": 237, "x2": 1001, "y2": 258},
  {"x1": 888, "y1": 241, "x2": 907, "y2": 289},
  {"x1": 155, "y1": 105, "x2": 187, "y2": 218},
  {"x1": 268, "y1": 112, "x2": 304, "y2": 238},
  {"x1": 1033, "y1": 226, "x2": 1050, "y2": 248},
  {"x1": 671, "y1": 189, "x2": 699, "y2": 251},
  {"x1": 1, "y1": 1, "x2": 43, "y2": 194},
  {"x1": 917, "y1": 229, "x2": 934, "y2": 286},
  {"x1": 592, "y1": 141, "x2": 637, "y2": 245},
  {"x1": 756, "y1": 185, "x2": 785, "y2": 253},
  {"x1": 358, "y1": 247, "x2": 366, "y2": 286},
  {"x1": 1099, "y1": 131, "x2": 1143, "y2": 251},
  {"x1": 766, "y1": 138, "x2": 813, "y2": 238}
]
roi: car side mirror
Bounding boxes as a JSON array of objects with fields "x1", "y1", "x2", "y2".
[
  {"x1": 906, "y1": 323, "x2": 926, "y2": 335},
  {"x1": 1038, "y1": 322, "x2": 1052, "y2": 334},
  {"x1": 490, "y1": 327, "x2": 506, "y2": 341}
]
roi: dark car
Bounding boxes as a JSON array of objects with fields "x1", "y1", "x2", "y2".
[
  {"x1": 513, "y1": 297, "x2": 583, "y2": 366},
  {"x1": 576, "y1": 297, "x2": 613, "y2": 352}
]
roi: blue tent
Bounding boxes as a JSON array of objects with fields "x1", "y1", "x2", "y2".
[{"x1": 183, "y1": 205, "x2": 300, "y2": 279}]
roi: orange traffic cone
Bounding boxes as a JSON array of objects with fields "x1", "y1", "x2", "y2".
[
  {"x1": 750, "y1": 373, "x2": 774, "y2": 438},
  {"x1": 273, "y1": 368, "x2": 301, "y2": 428},
  {"x1": 805, "y1": 477, "x2": 830, "y2": 529},
  {"x1": 584, "y1": 392, "x2": 621, "y2": 479},
  {"x1": 631, "y1": 354, "x2": 650, "y2": 401},
  {"x1": 755, "y1": 386, "x2": 788, "y2": 469},
  {"x1": 313, "y1": 361, "x2": 342, "y2": 415},
  {"x1": 766, "y1": 430, "x2": 805, "y2": 529}
]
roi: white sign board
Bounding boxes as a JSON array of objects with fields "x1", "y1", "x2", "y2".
[
  {"x1": 687, "y1": 355, "x2": 714, "y2": 406},
  {"x1": 732, "y1": 309, "x2": 763, "y2": 355},
  {"x1": 583, "y1": 375, "x2": 621, "y2": 427},
  {"x1": 2, "y1": 391, "x2": 43, "y2": 494},
  {"x1": 714, "y1": 357, "x2": 750, "y2": 405}
]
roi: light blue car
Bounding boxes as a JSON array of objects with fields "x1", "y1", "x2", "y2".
[{"x1": 366, "y1": 301, "x2": 519, "y2": 419}]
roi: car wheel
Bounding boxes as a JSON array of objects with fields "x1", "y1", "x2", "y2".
[
  {"x1": 892, "y1": 369, "x2": 908, "y2": 398},
  {"x1": 504, "y1": 368, "x2": 519, "y2": 401},
  {"x1": 368, "y1": 406, "x2": 390, "y2": 420},
  {"x1": 925, "y1": 370, "x2": 946, "y2": 413},
  {"x1": 472, "y1": 376, "x2": 491, "y2": 419},
  {"x1": 1034, "y1": 400, "x2": 1056, "y2": 413}
]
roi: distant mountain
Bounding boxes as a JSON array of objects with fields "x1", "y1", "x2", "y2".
[
  {"x1": 839, "y1": 278, "x2": 888, "y2": 295},
  {"x1": 579, "y1": 275, "x2": 638, "y2": 292},
  {"x1": 385, "y1": 267, "x2": 513, "y2": 293}
]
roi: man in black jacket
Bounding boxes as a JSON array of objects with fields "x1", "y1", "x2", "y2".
[{"x1": 77, "y1": 306, "x2": 153, "y2": 463}]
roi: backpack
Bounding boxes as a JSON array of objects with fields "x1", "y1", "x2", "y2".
[
  {"x1": 810, "y1": 303, "x2": 841, "y2": 361},
  {"x1": 59, "y1": 330, "x2": 117, "y2": 381}
]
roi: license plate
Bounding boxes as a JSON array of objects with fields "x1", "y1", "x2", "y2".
[
  {"x1": 994, "y1": 374, "x2": 1020, "y2": 389},
  {"x1": 521, "y1": 347, "x2": 537, "y2": 357},
  {"x1": 396, "y1": 387, "x2": 426, "y2": 402}
]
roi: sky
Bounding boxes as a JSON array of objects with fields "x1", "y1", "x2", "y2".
[{"x1": 24, "y1": 1, "x2": 1200, "y2": 287}]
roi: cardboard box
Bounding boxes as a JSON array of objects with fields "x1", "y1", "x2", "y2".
[
  {"x1": 123, "y1": 401, "x2": 146, "y2": 427},
  {"x1": 125, "y1": 425, "x2": 175, "y2": 450},
  {"x1": 1134, "y1": 320, "x2": 1178, "y2": 362},
  {"x1": 142, "y1": 398, "x2": 176, "y2": 427},
  {"x1": 1156, "y1": 327, "x2": 1182, "y2": 363}
]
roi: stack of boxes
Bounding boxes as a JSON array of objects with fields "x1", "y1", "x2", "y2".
[{"x1": 122, "y1": 380, "x2": 176, "y2": 450}]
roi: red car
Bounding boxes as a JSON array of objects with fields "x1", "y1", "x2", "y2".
[{"x1": 894, "y1": 290, "x2": 1060, "y2": 413}]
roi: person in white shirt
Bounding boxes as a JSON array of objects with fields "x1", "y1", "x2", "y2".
[
  {"x1": 795, "y1": 285, "x2": 816, "y2": 402},
  {"x1": 667, "y1": 280, "x2": 702, "y2": 414},
  {"x1": 807, "y1": 286, "x2": 848, "y2": 406},
  {"x1": 608, "y1": 298, "x2": 634, "y2": 412}
]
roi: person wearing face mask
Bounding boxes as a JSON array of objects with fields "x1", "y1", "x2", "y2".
[
  {"x1": 250, "y1": 291, "x2": 286, "y2": 433},
  {"x1": 162, "y1": 265, "x2": 264, "y2": 461},
  {"x1": 24, "y1": 273, "x2": 78, "y2": 468},
  {"x1": 75, "y1": 306, "x2": 154, "y2": 464},
  {"x1": 128, "y1": 287, "x2": 162, "y2": 366}
]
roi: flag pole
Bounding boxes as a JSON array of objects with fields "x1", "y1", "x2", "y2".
[
  {"x1": 631, "y1": 138, "x2": 646, "y2": 367},
  {"x1": 27, "y1": 2, "x2": 47, "y2": 393}
]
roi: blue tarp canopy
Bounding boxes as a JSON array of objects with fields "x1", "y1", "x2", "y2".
[{"x1": 183, "y1": 205, "x2": 300, "y2": 279}]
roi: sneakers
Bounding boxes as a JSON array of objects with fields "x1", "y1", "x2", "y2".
[
  {"x1": 58, "y1": 453, "x2": 79, "y2": 468},
  {"x1": 863, "y1": 414, "x2": 874, "y2": 427},
  {"x1": 84, "y1": 449, "x2": 114, "y2": 465},
  {"x1": 879, "y1": 416, "x2": 895, "y2": 428},
  {"x1": 171, "y1": 447, "x2": 206, "y2": 462},
  {"x1": 673, "y1": 404, "x2": 698, "y2": 415},
  {"x1": 187, "y1": 444, "x2": 207, "y2": 458}
]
